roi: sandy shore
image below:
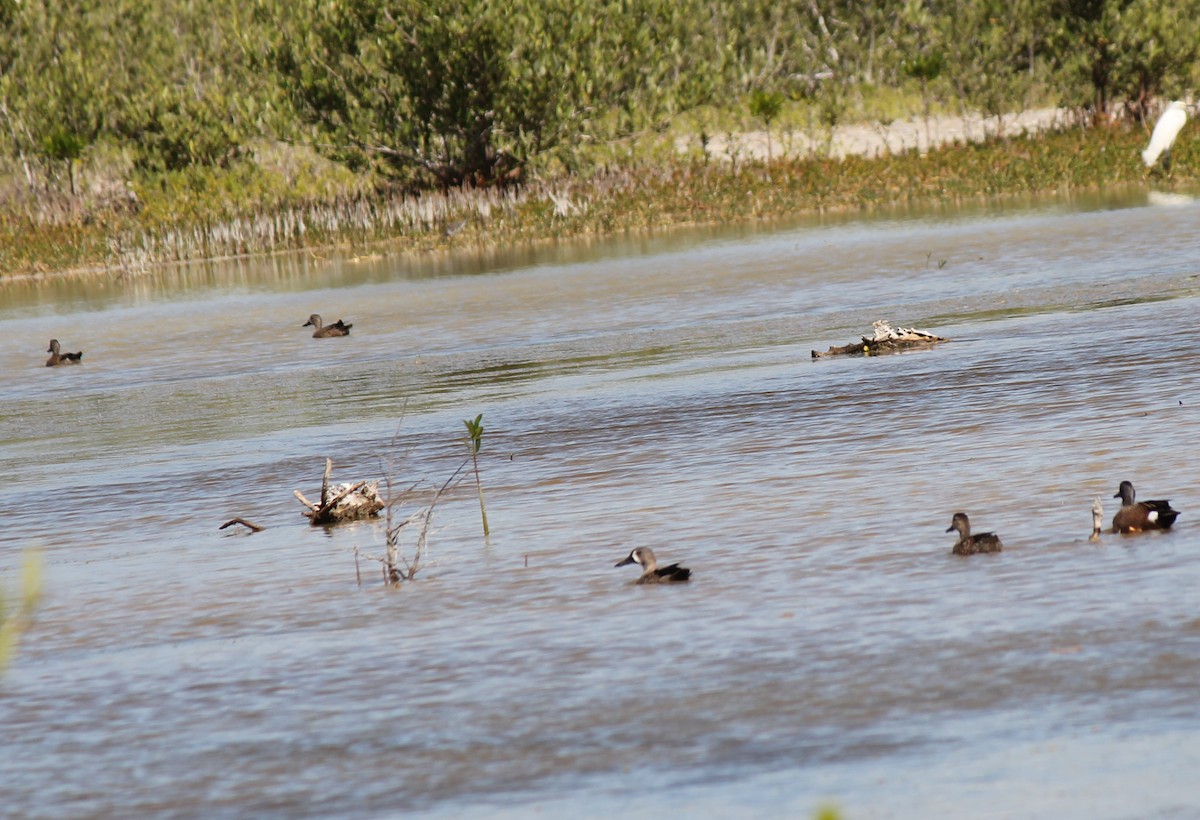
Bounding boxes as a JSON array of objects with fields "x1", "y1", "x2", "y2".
[{"x1": 678, "y1": 107, "x2": 1075, "y2": 161}]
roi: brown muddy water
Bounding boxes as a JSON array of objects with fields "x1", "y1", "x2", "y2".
[{"x1": 3, "y1": 188, "x2": 1200, "y2": 818}]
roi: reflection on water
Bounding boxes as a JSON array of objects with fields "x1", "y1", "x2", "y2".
[
  {"x1": 0, "y1": 183, "x2": 1162, "y2": 319},
  {"x1": 2, "y1": 188, "x2": 1200, "y2": 817}
]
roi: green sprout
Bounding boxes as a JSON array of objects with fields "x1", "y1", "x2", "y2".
[{"x1": 463, "y1": 413, "x2": 489, "y2": 537}]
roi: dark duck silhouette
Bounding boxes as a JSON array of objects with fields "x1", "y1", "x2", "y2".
[
  {"x1": 1111, "y1": 480, "x2": 1179, "y2": 533},
  {"x1": 946, "y1": 512, "x2": 1003, "y2": 555},
  {"x1": 614, "y1": 547, "x2": 691, "y2": 584},
  {"x1": 46, "y1": 339, "x2": 83, "y2": 367},
  {"x1": 303, "y1": 314, "x2": 353, "y2": 338}
]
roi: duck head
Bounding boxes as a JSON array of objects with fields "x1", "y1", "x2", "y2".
[
  {"x1": 615, "y1": 547, "x2": 656, "y2": 570},
  {"x1": 1113, "y1": 481, "x2": 1136, "y2": 506},
  {"x1": 946, "y1": 512, "x2": 971, "y2": 538}
]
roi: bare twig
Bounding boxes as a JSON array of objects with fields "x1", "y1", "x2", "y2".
[
  {"x1": 386, "y1": 460, "x2": 469, "y2": 583},
  {"x1": 382, "y1": 413, "x2": 415, "y2": 581}
]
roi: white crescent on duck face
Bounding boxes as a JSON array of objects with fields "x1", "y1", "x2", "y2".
[{"x1": 614, "y1": 547, "x2": 691, "y2": 584}]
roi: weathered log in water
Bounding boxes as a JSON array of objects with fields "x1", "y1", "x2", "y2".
[
  {"x1": 294, "y1": 458, "x2": 384, "y2": 525},
  {"x1": 812, "y1": 320, "x2": 948, "y2": 358}
]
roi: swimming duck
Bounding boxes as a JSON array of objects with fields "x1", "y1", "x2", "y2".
[
  {"x1": 946, "y1": 512, "x2": 1003, "y2": 555},
  {"x1": 1111, "y1": 480, "x2": 1179, "y2": 533},
  {"x1": 46, "y1": 339, "x2": 83, "y2": 367},
  {"x1": 303, "y1": 314, "x2": 353, "y2": 338},
  {"x1": 614, "y1": 547, "x2": 691, "y2": 584}
]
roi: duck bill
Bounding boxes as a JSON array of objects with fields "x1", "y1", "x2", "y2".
[
  {"x1": 945, "y1": 526, "x2": 955, "y2": 533},
  {"x1": 614, "y1": 556, "x2": 636, "y2": 568}
]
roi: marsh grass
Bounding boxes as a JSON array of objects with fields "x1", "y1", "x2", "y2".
[{"x1": 0, "y1": 123, "x2": 1193, "y2": 279}]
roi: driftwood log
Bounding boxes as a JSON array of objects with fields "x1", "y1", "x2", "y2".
[
  {"x1": 812, "y1": 320, "x2": 948, "y2": 359},
  {"x1": 294, "y1": 458, "x2": 384, "y2": 525}
]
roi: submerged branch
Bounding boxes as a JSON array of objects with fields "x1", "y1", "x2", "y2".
[{"x1": 219, "y1": 518, "x2": 265, "y2": 532}]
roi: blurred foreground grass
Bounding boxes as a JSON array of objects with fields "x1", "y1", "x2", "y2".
[{"x1": 0, "y1": 551, "x2": 43, "y2": 675}]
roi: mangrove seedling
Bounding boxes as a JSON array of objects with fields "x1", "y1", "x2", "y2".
[{"x1": 464, "y1": 413, "x2": 489, "y2": 537}]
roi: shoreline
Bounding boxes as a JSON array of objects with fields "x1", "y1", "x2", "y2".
[{"x1": 0, "y1": 110, "x2": 1183, "y2": 284}]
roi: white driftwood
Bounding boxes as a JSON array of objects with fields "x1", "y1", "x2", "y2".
[
  {"x1": 812, "y1": 320, "x2": 947, "y2": 358},
  {"x1": 867, "y1": 320, "x2": 944, "y2": 343},
  {"x1": 295, "y1": 461, "x2": 384, "y2": 525},
  {"x1": 1090, "y1": 497, "x2": 1104, "y2": 541}
]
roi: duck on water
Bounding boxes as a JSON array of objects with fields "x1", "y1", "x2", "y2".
[
  {"x1": 946, "y1": 512, "x2": 1003, "y2": 555},
  {"x1": 46, "y1": 339, "x2": 83, "y2": 367},
  {"x1": 303, "y1": 314, "x2": 353, "y2": 338},
  {"x1": 1111, "y1": 480, "x2": 1179, "y2": 533},
  {"x1": 614, "y1": 547, "x2": 691, "y2": 584}
]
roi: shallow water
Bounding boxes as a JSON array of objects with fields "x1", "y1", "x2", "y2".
[{"x1": 3, "y1": 187, "x2": 1200, "y2": 818}]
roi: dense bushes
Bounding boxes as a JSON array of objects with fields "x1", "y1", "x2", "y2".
[
  {"x1": 1, "y1": 0, "x2": 1198, "y2": 192},
  {"x1": 0, "y1": 0, "x2": 270, "y2": 178}
]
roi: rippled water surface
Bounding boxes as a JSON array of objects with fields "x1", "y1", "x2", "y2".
[{"x1": 4, "y1": 188, "x2": 1200, "y2": 818}]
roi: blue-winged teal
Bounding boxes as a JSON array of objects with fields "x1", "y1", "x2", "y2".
[
  {"x1": 614, "y1": 547, "x2": 691, "y2": 584},
  {"x1": 303, "y1": 314, "x2": 353, "y2": 338},
  {"x1": 46, "y1": 339, "x2": 83, "y2": 367},
  {"x1": 1112, "y1": 480, "x2": 1179, "y2": 533},
  {"x1": 947, "y1": 512, "x2": 1003, "y2": 555}
]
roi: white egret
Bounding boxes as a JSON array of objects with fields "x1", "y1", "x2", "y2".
[{"x1": 1142, "y1": 100, "x2": 1188, "y2": 170}]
